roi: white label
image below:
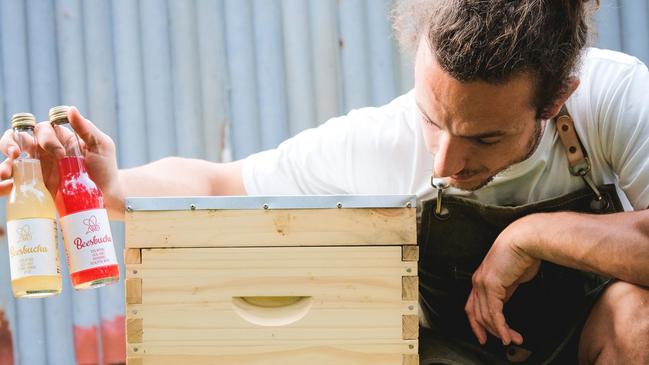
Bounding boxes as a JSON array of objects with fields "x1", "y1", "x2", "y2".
[
  {"x1": 7, "y1": 218, "x2": 60, "y2": 280},
  {"x1": 60, "y1": 208, "x2": 118, "y2": 274}
]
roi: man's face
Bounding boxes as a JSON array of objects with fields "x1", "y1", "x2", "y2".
[{"x1": 414, "y1": 38, "x2": 542, "y2": 191}]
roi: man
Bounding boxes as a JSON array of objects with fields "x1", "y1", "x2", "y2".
[{"x1": 1, "y1": 0, "x2": 647, "y2": 363}]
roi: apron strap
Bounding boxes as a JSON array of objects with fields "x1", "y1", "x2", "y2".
[{"x1": 555, "y1": 106, "x2": 603, "y2": 200}]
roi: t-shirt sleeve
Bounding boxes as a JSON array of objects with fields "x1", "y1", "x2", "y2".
[
  {"x1": 596, "y1": 60, "x2": 649, "y2": 210},
  {"x1": 242, "y1": 94, "x2": 416, "y2": 196}
]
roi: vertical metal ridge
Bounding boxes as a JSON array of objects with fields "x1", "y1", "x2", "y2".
[
  {"x1": 168, "y1": 0, "x2": 205, "y2": 159},
  {"x1": 254, "y1": 0, "x2": 290, "y2": 149},
  {"x1": 338, "y1": 0, "x2": 371, "y2": 112},
  {"x1": 113, "y1": 0, "x2": 148, "y2": 167},
  {"x1": 282, "y1": 0, "x2": 317, "y2": 135},
  {"x1": 196, "y1": 0, "x2": 229, "y2": 162},
  {"x1": 140, "y1": 0, "x2": 177, "y2": 159},
  {"x1": 224, "y1": 0, "x2": 261, "y2": 159},
  {"x1": 309, "y1": 0, "x2": 342, "y2": 124},
  {"x1": 365, "y1": 0, "x2": 397, "y2": 106}
]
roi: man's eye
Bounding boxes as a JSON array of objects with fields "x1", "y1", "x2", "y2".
[
  {"x1": 422, "y1": 117, "x2": 440, "y2": 129},
  {"x1": 475, "y1": 137, "x2": 501, "y2": 145}
]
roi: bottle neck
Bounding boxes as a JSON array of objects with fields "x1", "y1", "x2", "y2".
[
  {"x1": 13, "y1": 126, "x2": 38, "y2": 160},
  {"x1": 52, "y1": 121, "x2": 83, "y2": 157},
  {"x1": 13, "y1": 159, "x2": 45, "y2": 185}
]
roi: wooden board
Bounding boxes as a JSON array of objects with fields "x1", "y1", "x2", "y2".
[
  {"x1": 128, "y1": 247, "x2": 415, "y2": 303},
  {"x1": 126, "y1": 246, "x2": 418, "y2": 364},
  {"x1": 125, "y1": 208, "x2": 416, "y2": 248},
  {"x1": 126, "y1": 344, "x2": 418, "y2": 365}
]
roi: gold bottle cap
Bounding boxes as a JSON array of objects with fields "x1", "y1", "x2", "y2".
[
  {"x1": 10, "y1": 113, "x2": 36, "y2": 129},
  {"x1": 49, "y1": 105, "x2": 70, "y2": 125}
]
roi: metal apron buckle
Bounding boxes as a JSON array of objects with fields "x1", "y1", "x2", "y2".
[
  {"x1": 570, "y1": 159, "x2": 609, "y2": 211},
  {"x1": 431, "y1": 176, "x2": 450, "y2": 219},
  {"x1": 557, "y1": 107, "x2": 609, "y2": 212}
]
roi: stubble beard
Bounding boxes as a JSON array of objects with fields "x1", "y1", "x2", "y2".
[{"x1": 450, "y1": 120, "x2": 545, "y2": 192}]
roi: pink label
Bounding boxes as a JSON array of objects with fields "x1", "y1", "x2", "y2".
[{"x1": 60, "y1": 208, "x2": 117, "y2": 274}]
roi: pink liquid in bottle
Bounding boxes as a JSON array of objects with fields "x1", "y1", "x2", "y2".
[{"x1": 56, "y1": 156, "x2": 119, "y2": 289}]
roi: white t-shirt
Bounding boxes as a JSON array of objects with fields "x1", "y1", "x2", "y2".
[{"x1": 242, "y1": 48, "x2": 649, "y2": 211}]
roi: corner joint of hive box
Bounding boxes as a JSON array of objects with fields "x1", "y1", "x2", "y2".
[
  {"x1": 402, "y1": 354, "x2": 419, "y2": 365},
  {"x1": 402, "y1": 276, "x2": 419, "y2": 301},
  {"x1": 127, "y1": 357, "x2": 144, "y2": 365},
  {"x1": 126, "y1": 278, "x2": 143, "y2": 304},
  {"x1": 127, "y1": 318, "x2": 143, "y2": 343},
  {"x1": 125, "y1": 248, "x2": 142, "y2": 264},
  {"x1": 402, "y1": 246, "x2": 419, "y2": 262},
  {"x1": 402, "y1": 315, "x2": 419, "y2": 340}
]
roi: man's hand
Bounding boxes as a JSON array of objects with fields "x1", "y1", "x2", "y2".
[
  {"x1": 0, "y1": 146, "x2": 20, "y2": 195},
  {"x1": 0, "y1": 107, "x2": 123, "y2": 215},
  {"x1": 465, "y1": 216, "x2": 541, "y2": 346}
]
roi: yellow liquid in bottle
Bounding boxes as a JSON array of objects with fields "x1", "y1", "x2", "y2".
[{"x1": 7, "y1": 158, "x2": 62, "y2": 298}]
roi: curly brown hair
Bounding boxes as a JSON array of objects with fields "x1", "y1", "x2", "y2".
[{"x1": 393, "y1": 0, "x2": 600, "y2": 119}]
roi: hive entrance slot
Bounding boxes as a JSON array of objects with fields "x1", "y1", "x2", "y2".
[{"x1": 231, "y1": 296, "x2": 313, "y2": 327}]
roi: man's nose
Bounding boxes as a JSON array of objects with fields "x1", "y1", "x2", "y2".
[{"x1": 433, "y1": 133, "x2": 467, "y2": 178}]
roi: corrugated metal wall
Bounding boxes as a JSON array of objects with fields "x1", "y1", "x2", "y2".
[{"x1": 0, "y1": 0, "x2": 647, "y2": 364}]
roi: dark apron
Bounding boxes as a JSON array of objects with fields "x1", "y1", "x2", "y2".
[
  {"x1": 417, "y1": 110, "x2": 625, "y2": 364},
  {"x1": 418, "y1": 185, "x2": 623, "y2": 364}
]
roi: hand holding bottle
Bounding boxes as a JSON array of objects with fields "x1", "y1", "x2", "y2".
[
  {"x1": 49, "y1": 106, "x2": 120, "y2": 289},
  {"x1": 0, "y1": 107, "x2": 123, "y2": 217}
]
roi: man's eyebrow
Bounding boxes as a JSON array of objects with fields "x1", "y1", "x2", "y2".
[{"x1": 415, "y1": 101, "x2": 507, "y2": 139}]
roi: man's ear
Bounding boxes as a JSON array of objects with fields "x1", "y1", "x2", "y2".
[{"x1": 540, "y1": 76, "x2": 580, "y2": 119}]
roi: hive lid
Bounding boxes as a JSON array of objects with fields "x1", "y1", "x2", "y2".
[{"x1": 125, "y1": 195, "x2": 416, "y2": 212}]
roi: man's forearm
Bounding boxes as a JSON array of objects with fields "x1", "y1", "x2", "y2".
[
  {"x1": 106, "y1": 157, "x2": 246, "y2": 220},
  {"x1": 518, "y1": 210, "x2": 649, "y2": 286}
]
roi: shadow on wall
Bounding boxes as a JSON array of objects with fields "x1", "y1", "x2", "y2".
[
  {"x1": 0, "y1": 225, "x2": 13, "y2": 365},
  {"x1": 74, "y1": 318, "x2": 126, "y2": 365},
  {"x1": 0, "y1": 309, "x2": 13, "y2": 365}
]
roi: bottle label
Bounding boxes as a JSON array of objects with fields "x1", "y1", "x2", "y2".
[
  {"x1": 7, "y1": 218, "x2": 60, "y2": 280},
  {"x1": 60, "y1": 208, "x2": 117, "y2": 274}
]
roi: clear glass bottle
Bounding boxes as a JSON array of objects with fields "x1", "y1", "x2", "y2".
[
  {"x1": 49, "y1": 106, "x2": 119, "y2": 290},
  {"x1": 6, "y1": 113, "x2": 62, "y2": 298}
]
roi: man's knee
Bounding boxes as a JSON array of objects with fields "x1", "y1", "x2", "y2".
[{"x1": 579, "y1": 281, "x2": 649, "y2": 365}]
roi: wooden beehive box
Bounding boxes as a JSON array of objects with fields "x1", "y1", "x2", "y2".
[{"x1": 124, "y1": 195, "x2": 418, "y2": 365}]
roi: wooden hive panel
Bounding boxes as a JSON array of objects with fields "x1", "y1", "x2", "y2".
[
  {"x1": 126, "y1": 246, "x2": 418, "y2": 364},
  {"x1": 125, "y1": 207, "x2": 416, "y2": 248}
]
